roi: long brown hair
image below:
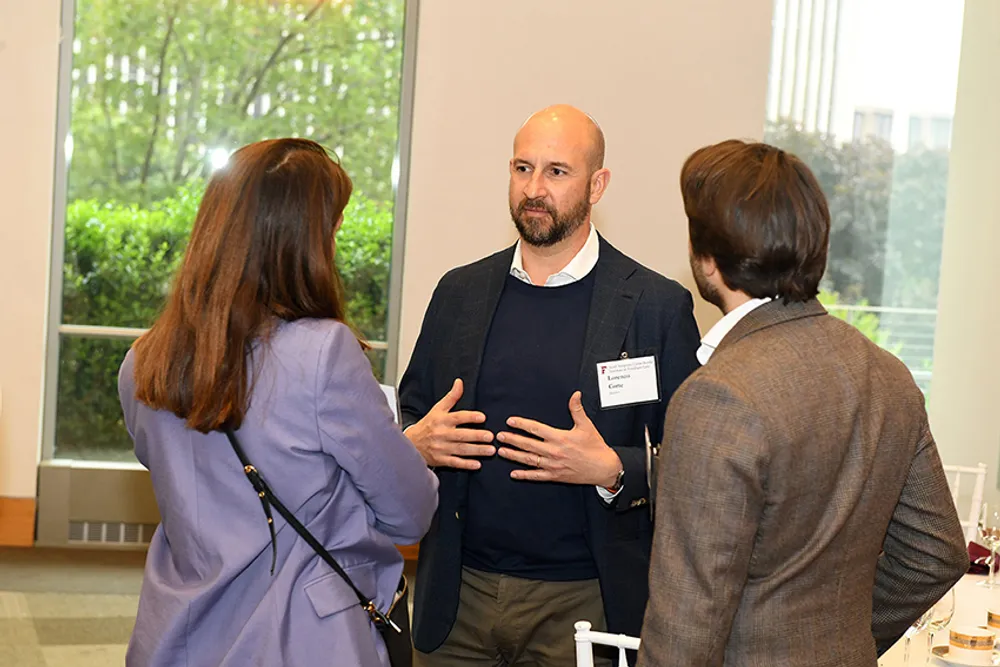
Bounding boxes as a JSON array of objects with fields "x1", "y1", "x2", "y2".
[
  {"x1": 132, "y1": 138, "x2": 354, "y2": 432},
  {"x1": 681, "y1": 139, "x2": 830, "y2": 302}
]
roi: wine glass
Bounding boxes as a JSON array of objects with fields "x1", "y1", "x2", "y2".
[
  {"x1": 903, "y1": 610, "x2": 930, "y2": 666},
  {"x1": 978, "y1": 504, "x2": 1000, "y2": 588},
  {"x1": 924, "y1": 588, "x2": 955, "y2": 664}
]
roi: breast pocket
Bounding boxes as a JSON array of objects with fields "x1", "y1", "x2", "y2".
[
  {"x1": 303, "y1": 562, "x2": 377, "y2": 618},
  {"x1": 302, "y1": 561, "x2": 384, "y2": 664}
]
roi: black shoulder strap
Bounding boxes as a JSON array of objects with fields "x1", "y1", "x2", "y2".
[{"x1": 223, "y1": 428, "x2": 398, "y2": 633}]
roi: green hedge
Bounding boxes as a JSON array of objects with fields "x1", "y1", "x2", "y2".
[
  {"x1": 56, "y1": 186, "x2": 394, "y2": 459},
  {"x1": 62, "y1": 187, "x2": 201, "y2": 328}
]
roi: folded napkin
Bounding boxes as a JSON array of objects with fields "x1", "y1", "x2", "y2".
[{"x1": 969, "y1": 541, "x2": 991, "y2": 575}]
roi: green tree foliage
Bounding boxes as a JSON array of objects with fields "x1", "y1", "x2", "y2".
[
  {"x1": 57, "y1": 0, "x2": 405, "y2": 457},
  {"x1": 68, "y1": 0, "x2": 405, "y2": 205},
  {"x1": 766, "y1": 121, "x2": 948, "y2": 396},
  {"x1": 884, "y1": 148, "x2": 950, "y2": 309},
  {"x1": 764, "y1": 120, "x2": 894, "y2": 306},
  {"x1": 764, "y1": 120, "x2": 949, "y2": 311}
]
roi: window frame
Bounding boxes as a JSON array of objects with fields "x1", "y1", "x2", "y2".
[{"x1": 40, "y1": 0, "x2": 420, "y2": 461}]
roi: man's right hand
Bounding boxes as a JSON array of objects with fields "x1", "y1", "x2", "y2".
[{"x1": 404, "y1": 378, "x2": 495, "y2": 470}]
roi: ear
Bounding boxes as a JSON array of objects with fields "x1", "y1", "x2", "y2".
[
  {"x1": 588, "y1": 168, "x2": 611, "y2": 204},
  {"x1": 699, "y1": 253, "x2": 719, "y2": 278},
  {"x1": 333, "y1": 213, "x2": 344, "y2": 234}
]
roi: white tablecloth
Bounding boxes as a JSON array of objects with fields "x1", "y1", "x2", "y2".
[{"x1": 879, "y1": 573, "x2": 1000, "y2": 666}]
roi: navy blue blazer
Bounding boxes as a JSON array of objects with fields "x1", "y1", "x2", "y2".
[{"x1": 400, "y1": 236, "x2": 701, "y2": 652}]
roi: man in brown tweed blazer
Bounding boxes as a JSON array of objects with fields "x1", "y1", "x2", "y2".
[{"x1": 637, "y1": 140, "x2": 968, "y2": 666}]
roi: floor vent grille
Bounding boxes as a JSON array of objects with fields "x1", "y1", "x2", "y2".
[{"x1": 68, "y1": 521, "x2": 157, "y2": 545}]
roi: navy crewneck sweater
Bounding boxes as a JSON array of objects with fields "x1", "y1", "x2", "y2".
[{"x1": 463, "y1": 271, "x2": 598, "y2": 581}]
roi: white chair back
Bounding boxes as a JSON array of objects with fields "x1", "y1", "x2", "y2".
[
  {"x1": 574, "y1": 621, "x2": 640, "y2": 667},
  {"x1": 942, "y1": 462, "x2": 988, "y2": 544}
]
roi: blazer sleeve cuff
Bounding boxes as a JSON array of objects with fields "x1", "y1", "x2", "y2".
[{"x1": 606, "y1": 446, "x2": 648, "y2": 512}]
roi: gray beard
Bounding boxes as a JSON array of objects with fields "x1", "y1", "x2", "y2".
[{"x1": 510, "y1": 194, "x2": 591, "y2": 248}]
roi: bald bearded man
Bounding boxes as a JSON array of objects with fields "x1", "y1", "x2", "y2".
[{"x1": 399, "y1": 105, "x2": 701, "y2": 666}]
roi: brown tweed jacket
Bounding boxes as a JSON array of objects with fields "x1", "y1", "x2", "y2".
[{"x1": 638, "y1": 299, "x2": 967, "y2": 666}]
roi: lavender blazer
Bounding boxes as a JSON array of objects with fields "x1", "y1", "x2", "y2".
[{"x1": 119, "y1": 319, "x2": 438, "y2": 667}]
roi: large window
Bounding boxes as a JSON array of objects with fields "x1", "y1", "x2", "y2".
[
  {"x1": 765, "y1": 0, "x2": 965, "y2": 394},
  {"x1": 51, "y1": 0, "x2": 411, "y2": 461}
]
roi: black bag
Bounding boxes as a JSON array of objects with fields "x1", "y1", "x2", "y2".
[{"x1": 223, "y1": 428, "x2": 412, "y2": 667}]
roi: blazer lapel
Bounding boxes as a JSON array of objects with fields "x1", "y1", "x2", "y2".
[
  {"x1": 450, "y1": 247, "x2": 512, "y2": 503},
  {"x1": 577, "y1": 238, "x2": 641, "y2": 414},
  {"x1": 452, "y1": 245, "x2": 514, "y2": 409}
]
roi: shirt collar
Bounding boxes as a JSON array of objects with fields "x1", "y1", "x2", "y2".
[
  {"x1": 510, "y1": 224, "x2": 600, "y2": 287},
  {"x1": 696, "y1": 297, "x2": 773, "y2": 365}
]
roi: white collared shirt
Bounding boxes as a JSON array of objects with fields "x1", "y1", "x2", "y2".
[
  {"x1": 696, "y1": 297, "x2": 773, "y2": 365},
  {"x1": 508, "y1": 224, "x2": 620, "y2": 500},
  {"x1": 510, "y1": 223, "x2": 599, "y2": 286}
]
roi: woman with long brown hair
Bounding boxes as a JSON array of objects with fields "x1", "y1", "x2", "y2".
[{"x1": 119, "y1": 138, "x2": 437, "y2": 666}]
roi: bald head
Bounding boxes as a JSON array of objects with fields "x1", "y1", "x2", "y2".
[
  {"x1": 515, "y1": 104, "x2": 606, "y2": 174},
  {"x1": 508, "y1": 105, "x2": 612, "y2": 248}
]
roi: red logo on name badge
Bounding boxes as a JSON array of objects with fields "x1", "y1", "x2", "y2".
[{"x1": 600, "y1": 366, "x2": 606, "y2": 375}]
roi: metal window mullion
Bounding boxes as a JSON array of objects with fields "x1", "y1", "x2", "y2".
[
  {"x1": 41, "y1": 0, "x2": 80, "y2": 461},
  {"x1": 382, "y1": 0, "x2": 421, "y2": 384}
]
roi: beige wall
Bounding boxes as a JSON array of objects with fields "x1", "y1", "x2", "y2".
[
  {"x1": 398, "y1": 0, "x2": 776, "y2": 368},
  {"x1": 0, "y1": 0, "x2": 61, "y2": 499},
  {"x1": 928, "y1": 0, "x2": 1000, "y2": 506}
]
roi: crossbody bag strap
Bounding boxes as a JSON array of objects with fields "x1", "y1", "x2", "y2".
[{"x1": 222, "y1": 428, "x2": 400, "y2": 633}]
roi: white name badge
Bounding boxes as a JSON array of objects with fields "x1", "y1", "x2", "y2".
[{"x1": 596, "y1": 355, "x2": 660, "y2": 409}]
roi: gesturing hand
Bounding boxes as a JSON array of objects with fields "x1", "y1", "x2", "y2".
[
  {"x1": 496, "y1": 391, "x2": 622, "y2": 487},
  {"x1": 404, "y1": 378, "x2": 496, "y2": 470}
]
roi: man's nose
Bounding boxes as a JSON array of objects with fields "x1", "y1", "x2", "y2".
[{"x1": 523, "y1": 172, "x2": 547, "y2": 200}]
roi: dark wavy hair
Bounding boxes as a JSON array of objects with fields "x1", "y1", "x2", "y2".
[{"x1": 681, "y1": 139, "x2": 830, "y2": 302}]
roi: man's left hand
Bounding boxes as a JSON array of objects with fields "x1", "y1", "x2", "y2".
[{"x1": 497, "y1": 391, "x2": 622, "y2": 487}]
